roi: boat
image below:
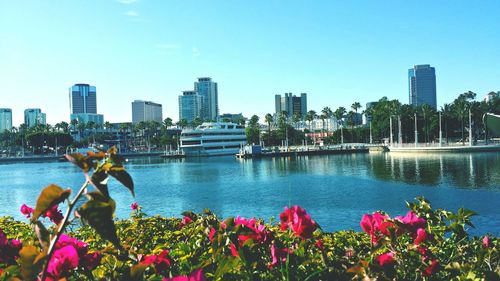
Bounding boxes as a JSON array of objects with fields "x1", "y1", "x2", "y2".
[{"x1": 180, "y1": 122, "x2": 247, "y2": 156}]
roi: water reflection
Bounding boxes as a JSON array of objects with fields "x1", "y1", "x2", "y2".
[{"x1": 368, "y1": 153, "x2": 500, "y2": 189}]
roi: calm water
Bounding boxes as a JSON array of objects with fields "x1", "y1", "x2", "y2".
[{"x1": 1, "y1": 152, "x2": 499, "y2": 236}]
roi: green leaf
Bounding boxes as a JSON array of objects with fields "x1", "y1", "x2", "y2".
[
  {"x1": 89, "y1": 170, "x2": 110, "y2": 197},
  {"x1": 78, "y1": 196, "x2": 120, "y2": 248},
  {"x1": 108, "y1": 167, "x2": 134, "y2": 196},
  {"x1": 215, "y1": 256, "x2": 239, "y2": 279},
  {"x1": 32, "y1": 184, "x2": 71, "y2": 222},
  {"x1": 130, "y1": 263, "x2": 149, "y2": 281},
  {"x1": 19, "y1": 245, "x2": 44, "y2": 281}
]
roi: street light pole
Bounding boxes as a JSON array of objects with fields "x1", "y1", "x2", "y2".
[
  {"x1": 369, "y1": 122, "x2": 373, "y2": 144},
  {"x1": 439, "y1": 111, "x2": 442, "y2": 147},
  {"x1": 389, "y1": 116, "x2": 393, "y2": 146},
  {"x1": 469, "y1": 108, "x2": 473, "y2": 147},
  {"x1": 414, "y1": 113, "x2": 418, "y2": 147},
  {"x1": 398, "y1": 115, "x2": 402, "y2": 147}
]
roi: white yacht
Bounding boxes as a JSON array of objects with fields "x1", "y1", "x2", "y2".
[{"x1": 180, "y1": 122, "x2": 247, "y2": 156}]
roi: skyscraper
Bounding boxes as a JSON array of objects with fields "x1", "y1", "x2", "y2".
[
  {"x1": 69, "y1": 84, "x2": 104, "y2": 125},
  {"x1": 132, "y1": 100, "x2": 163, "y2": 124},
  {"x1": 0, "y1": 108, "x2": 12, "y2": 132},
  {"x1": 178, "y1": 91, "x2": 202, "y2": 123},
  {"x1": 275, "y1": 93, "x2": 307, "y2": 119},
  {"x1": 194, "y1": 77, "x2": 218, "y2": 121},
  {"x1": 408, "y1": 65, "x2": 437, "y2": 109},
  {"x1": 24, "y1": 108, "x2": 46, "y2": 128}
]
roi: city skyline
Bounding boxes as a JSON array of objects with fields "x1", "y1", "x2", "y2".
[{"x1": 1, "y1": 1, "x2": 499, "y2": 126}]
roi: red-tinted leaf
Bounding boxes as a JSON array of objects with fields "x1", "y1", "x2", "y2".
[{"x1": 32, "y1": 184, "x2": 71, "y2": 222}]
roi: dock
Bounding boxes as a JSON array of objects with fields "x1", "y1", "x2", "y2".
[{"x1": 236, "y1": 145, "x2": 369, "y2": 159}]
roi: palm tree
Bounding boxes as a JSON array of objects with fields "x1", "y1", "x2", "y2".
[
  {"x1": 70, "y1": 119, "x2": 78, "y2": 132},
  {"x1": 176, "y1": 119, "x2": 188, "y2": 129},
  {"x1": 321, "y1": 107, "x2": 333, "y2": 137},
  {"x1": 305, "y1": 110, "x2": 316, "y2": 133},
  {"x1": 351, "y1": 102, "x2": 362, "y2": 114},
  {"x1": 265, "y1": 113, "x2": 273, "y2": 145},
  {"x1": 452, "y1": 91, "x2": 476, "y2": 145},
  {"x1": 420, "y1": 104, "x2": 434, "y2": 143},
  {"x1": 334, "y1": 107, "x2": 346, "y2": 143},
  {"x1": 163, "y1": 117, "x2": 173, "y2": 130},
  {"x1": 441, "y1": 104, "x2": 451, "y2": 144}
]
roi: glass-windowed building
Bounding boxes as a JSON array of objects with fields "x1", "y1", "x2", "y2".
[
  {"x1": 132, "y1": 100, "x2": 163, "y2": 124},
  {"x1": 24, "y1": 108, "x2": 46, "y2": 128},
  {"x1": 408, "y1": 65, "x2": 437, "y2": 109},
  {"x1": 275, "y1": 93, "x2": 307, "y2": 119},
  {"x1": 194, "y1": 77, "x2": 218, "y2": 121},
  {"x1": 0, "y1": 108, "x2": 12, "y2": 132},
  {"x1": 69, "y1": 84, "x2": 103, "y2": 125},
  {"x1": 178, "y1": 91, "x2": 202, "y2": 123}
]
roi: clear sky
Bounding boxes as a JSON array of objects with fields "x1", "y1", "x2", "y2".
[{"x1": 1, "y1": 0, "x2": 499, "y2": 126}]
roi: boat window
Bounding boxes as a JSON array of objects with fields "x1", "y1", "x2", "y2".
[
  {"x1": 181, "y1": 140, "x2": 201, "y2": 145},
  {"x1": 236, "y1": 125, "x2": 244, "y2": 129},
  {"x1": 205, "y1": 146, "x2": 224, "y2": 150}
]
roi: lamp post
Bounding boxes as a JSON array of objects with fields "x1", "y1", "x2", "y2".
[
  {"x1": 398, "y1": 115, "x2": 402, "y2": 147},
  {"x1": 389, "y1": 116, "x2": 393, "y2": 146},
  {"x1": 369, "y1": 122, "x2": 373, "y2": 144},
  {"x1": 439, "y1": 111, "x2": 442, "y2": 147},
  {"x1": 414, "y1": 113, "x2": 418, "y2": 147},
  {"x1": 469, "y1": 108, "x2": 472, "y2": 147}
]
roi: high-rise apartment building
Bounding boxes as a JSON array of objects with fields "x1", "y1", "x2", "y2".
[
  {"x1": 194, "y1": 77, "x2": 218, "y2": 121},
  {"x1": 132, "y1": 100, "x2": 163, "y2": 124},
  {"x1": 24, "y1": 108, "x2": 46, "y2": 128},
  {"x1": 178, "y1": 91, "x2": 202, "y2": 123},
  {"x1": 0, "y1": 108, "x2": 13, "y2": 132},
  {"x1": 69, "y1": 83, "x2": 104, "y2": 125},
  {"x1": 408, "y1": 65, "x2": 437, "y2": 109},
  {"x1": 275, "y1": 93, "x2": 307, "y2": 119}
]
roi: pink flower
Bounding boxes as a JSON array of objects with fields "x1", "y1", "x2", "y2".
[
  {"x1": 234, "y1": 216, "x2": 272, "y2": 244},
  {"x1": 162, "y1": 268, "x2": 206, "y2": 281},
  {"x1": 179, "y1": 216, "x2": 193, "y2": 229},
  {"x1": 56, "y1": 234, "x2": 88, "y2": 255},
  {"x1": 377, "y1": 252, "x2": 396, "y2": 267},
  {"x1": 208, "y1": 228, "x2": 216, "y2": 242},
  {"x1": 44, "y1": 205, "x2": 64, "y2": 225},
  {"x1": 142, "y1": 250, "x2": 171, "y2": 274},
  {"x1": 414, "y1": 228, "x2": 428, "y2": 245},
  {"x1": 482, "y1": 236, "x2": 491, "y2": 248},
  {"x1": 0, "y1": 229, "x2": 22, "y2": 264},
  {"x1": 280, "y1": 206, "x2": 317, "y2": 239},
  {"x1": 396, "y1": 211, "x2": 426, "y2": 233},
  {"x1": 0, "y1": 228, "x2": 7, "y2": 247},
  {"x1": 20, "y1": 204, "x2": 34, "y2": 219},
  {"x1": 47, "y1": 245, "x2": 80, "y2": 278},
  {"x1": 315, "y1": 239, "x2": 324, "y2": 251},
  {"x1": 220, "y1": 221, "x2": 227, "y2": 229},
  {"x1": 230, "y1": 242, "x2": 239, "y2": 257},
  {"x1": 422, "y1": 259, "x2": 440, "y2": 277},
  {"x1": 360, "y1": 212, "x2": 392, "y2": 244},
  {"x1": 82, "y1": 252, "x2": 102, "y2": 270},
  {"x1": 268, "y1": 244, "x2": 292, "y2": 269},
  {"x1": 131, "y1": 202, "x2": 139, "y2": 210}
]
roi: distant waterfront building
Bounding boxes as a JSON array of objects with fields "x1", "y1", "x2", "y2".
[
  {"x1": 69, "y1": 83, "x2": 104, "y2": 125},
  {"x1": 194, "y1": 77, "x2": 218, "y2": 121},
  {"x1": 218, "y1": 113, "x2": 245, "y2": 123},
  {"x1": 178, "y1": 91, "x2": 202, "y2": 123},
  {"x1": 0, "y1": 108, "x2": 13, "y2": 132},
  {"x1": 408, "y1": 64, "x2": 437, "y2": 109},
  {"x1": 275, "y1": 93, "x2": 307, "y2": 119},
  {"x1": 132, "y1": 100, "x2": 163, "y2": 124},
  {"x1": 24, "y1": 108, "x2": 46, "y2": 128},
  {"x1": 364, "y1": 102, "x2": 378, "y2": 125}
]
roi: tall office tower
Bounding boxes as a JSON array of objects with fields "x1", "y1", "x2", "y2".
[
  {"x1": 408, "y1": 65, "x2": 437, "y2": 109},
  {"x1": 132, "y1": 100, "x2": 163, "y2": 124},
  {"x1": 275, "y1": 93, "x2": 307, "y2": 119},
  {"x1": 24, "y1": 108, "x2": 46, "y2": 128},
  {"x1": 194, "y1": 77, "x2": 218, "y2": 121},
  {"x1": 178, "y1": 91, "x2": 202, "y2": 123},
  {"x1": 69, "y1": 84, "x2": 104, "y2": 125},
  {"x1": 0, "y1": 108, "x2": 13, "y2": 132}
]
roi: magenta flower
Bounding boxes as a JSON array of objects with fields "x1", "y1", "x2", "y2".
[
  {"x1": 0, "y1": 228, "x2": 7, "y2": 247},
  {"x1": 422, "y1": 259, "x2": 440, "y2": 277},
  {"x1": 162, "y1": 268, "x2": 206, "y2": 281},
  {"x1": 56, "y1": 234, "x2": 88, "y2": 255},
  {"x1": 47, "y1": 245, "x2": 80, "y2": 279},
  {"x1": 377, "y1": 252, "x2": 396, "y2": 267},
  {"x1": 280, "y1": 206, "x2": 317, "y2": 239},
  {"x1": 20, "y1": 204, "x2": 34, "y2": 219},
  {"x1": 395, "y1": 211, "x2": 426, "y2": 233},
  {"x1": 131, "y1": 202, "x2": 139, "y2": 210},
  {"x1": 268, "y1": 244, "x2": 292, "y2": 269},
  {"x1": 315, "y1": 239, "x2": 324, "y2": 251},
  {"x1": 44, "y1": 205, "x2": 64, "y2": 225},
  {"x1": 482, "y1": 236, "x2": 491, "y2": 248},
  {"x1": 142, "y1": 249, "x2": 172, "y2": 274},
  {"x1": 0, "y1": 228, "x2": 22, "y2": 264},
  {"x1": 82, "y1": 252, "x2": 102, "y2": 270},
  {"x1": 208, "y1": 227, "x2": 216, "y2": 242},
  {"x1": 234, "y1": 216, "x2": 271, "y2": 244},
  {"x1": 179, "y1": 216, "x2": 193, "y2": 229},
  {"x1": 229, "y1": 242, "x2": 239, "y2": 257},
  {"x1": 414, "y1": 228, "x2": 428, "y2": 245},
  {"x1": 360, "y1": 212, "x2": 393, "y2": 244}
]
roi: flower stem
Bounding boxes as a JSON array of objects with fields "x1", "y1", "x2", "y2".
[{"x1": 40, "y1": 180, "x2": 89, "y2": 281}]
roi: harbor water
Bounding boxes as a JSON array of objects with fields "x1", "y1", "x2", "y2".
[{"x1": 0, "y1": 152, "x2": 499, "y2": 236}]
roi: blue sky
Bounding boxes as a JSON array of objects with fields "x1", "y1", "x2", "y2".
[{"x1": 1, "y1": 0, "x2": 499, "y2": 126}]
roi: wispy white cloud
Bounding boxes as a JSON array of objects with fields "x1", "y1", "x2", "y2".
[
  {"x1": 156, "y1": 43, "x2": 181, "y2": 50},
  {"x1": 192, "y1": 47, "x2": 200, "y2": 57},
  {"x1": 124, "y1": 10, "x2": 139, "y2": 17},
  {"x1": 117, "y1": 0, "x2": 138, "y2": 4}
]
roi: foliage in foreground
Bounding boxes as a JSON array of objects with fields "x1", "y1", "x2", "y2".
[{"x1": 0, "y1": 148, "x2": 498, "y2": 280}]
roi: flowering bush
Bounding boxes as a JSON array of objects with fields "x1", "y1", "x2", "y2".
[{"x1": 0, "y1": 149, "x2": 497, "y2": 280}]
